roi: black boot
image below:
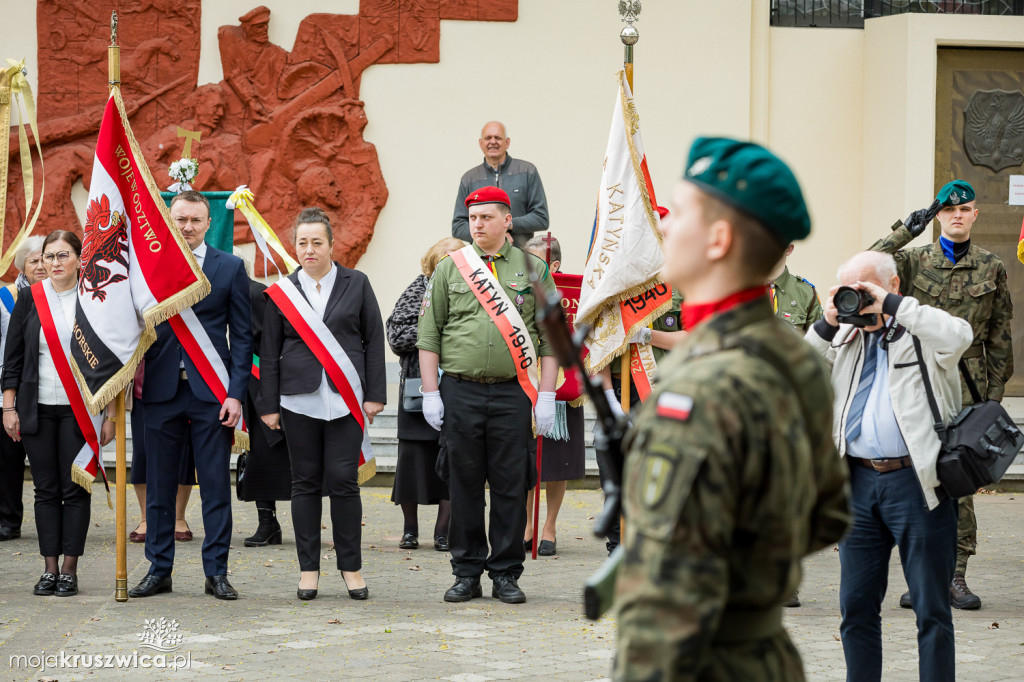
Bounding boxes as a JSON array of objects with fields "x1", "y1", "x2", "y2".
[{"x1": 244, "y1": 506, "x2": 282, "y2": 547}]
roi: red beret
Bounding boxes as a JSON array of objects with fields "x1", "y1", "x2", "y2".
[
  {"x1": 465, "y1": 186, "x2": 511, "y2": 209},
  {"x1": 656, "y1": 206, "x2": 669, "y2": 219}
]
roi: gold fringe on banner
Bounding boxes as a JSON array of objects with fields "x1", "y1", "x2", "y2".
[
  {"x1": 357, "y1": 458, "x2": 377, "y2": 485},
  {"x1": 71, "y1": 463, "x2": 113, "y2": 509}
]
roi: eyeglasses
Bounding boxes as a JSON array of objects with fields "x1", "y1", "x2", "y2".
[{"x1": 42, "y1": 251, "x2": 72, "y2": 264}]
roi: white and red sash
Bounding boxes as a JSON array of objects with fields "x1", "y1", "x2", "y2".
[
  {"x1": 166, "y1": 309, "x2": 249, "y2": 453},
  {"x1": 450, "y1": 246, "x2": 540, "y2": 406},
  {"x1": 265, "y1": 277, "x2": 376, "y2": 483},
  {"x1": 32, "y1": 281, "x2": 105, "y2": 495}
]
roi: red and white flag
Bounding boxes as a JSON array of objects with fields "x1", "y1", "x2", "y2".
[
  {"x1": 578, "y1": 71, "x2": 670, "y2": 379},
  {"x1": 71, "y1": 89, "x2": 209, "y2": 415}
]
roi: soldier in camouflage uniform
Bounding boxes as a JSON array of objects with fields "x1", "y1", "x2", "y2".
[
  {"x1": 769, "y1": 244, "x2": 822, "y2": 333},
  {"x1": 870, "y1": 179, "x2": 1013, "y2": 611},
  {"x1": 613, "y1": 138, "x2": 851, "y2": 681}
]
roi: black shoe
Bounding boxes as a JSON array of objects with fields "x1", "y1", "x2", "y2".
[
  {"x1": 347, "y1": 586, "x2": 369, "y2": 600},
  {"x1": 33, "y1": 572, "x2": 57, "y2": 596},
  {"x1": 244, "y1": 508, "x2": 282, "y2": 547},
  {"x1": 205, "y1": 575, "x2": 238, "y2": 600},
  {"x1": 399, "y1": 532, "x2": 419, "y2": 550},
  {"x1": 297, "y1": 588, "x2": 318, "y2": 601},
  {"x1": 55, "y1": 573, "x2": 78, "y2": 597},
  {"x1": 434, "y1": 536, "x2": 450, "y2": 552},
  {"x1": 899, "y1": 591, "x2": 912, "y2": 609},
  {"x1": 0, "y1": 525, "x2": 20, "y2": 541},
  {"x1": 128, "y1": 574, "x2": 172, "y2": 598},
  {"x1": 444, "y1": 576, "x2": 482, "y2": 603},
  {"x1": 492, "y1": 574, "x2": 526, "y2": 604},
  {"x1": 538, "y1": 540, "x2": 557, "y2": 556},
  {"x1": 782, "y1": 591, "x2": 800, "y2": 608},
  {"x1": 950, "y1": 574, "x2": 981, "y2": 610}
]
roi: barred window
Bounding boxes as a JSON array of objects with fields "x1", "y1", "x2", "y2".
[{"x1": 771, "y1": 1, "x2": 1024, "y2": 28}]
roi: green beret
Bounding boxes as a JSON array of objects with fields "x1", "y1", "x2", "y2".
[
  {"x1": 936, "y1": 180, "x2": 975, "y2": 206},
  {"x1": 683, "y1": 137, "x2": 810, "y2": 244}
]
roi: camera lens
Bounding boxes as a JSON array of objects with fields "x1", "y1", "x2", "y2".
[{"x1": 834, "y1": 287, "x2": 862, "y2": 316}]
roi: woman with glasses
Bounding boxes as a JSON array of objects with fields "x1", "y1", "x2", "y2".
[{"x1": 2, "y1": 231, "x2": 115, "y2": 596}]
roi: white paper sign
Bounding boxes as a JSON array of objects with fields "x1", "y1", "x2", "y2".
[{"x1": 1010, "y1": 175, "x2": 1024, "y2": 206}]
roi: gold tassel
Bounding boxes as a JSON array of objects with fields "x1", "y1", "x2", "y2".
[
  {"x1": 357, "y1": 458, "x2": 377, "y2": 485},
  {"x1": 71, "y1": 464, "x2": 93, "y2": 493},
  {"x1": 231, "y1": 429, "x2": 250, "y2": 455}
]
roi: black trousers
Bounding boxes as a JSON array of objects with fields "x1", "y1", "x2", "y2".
[
  {"x1": 440, "y1": 375, "x2": 533, "y2": 580},
  {"x1": 281, "y1": 409, "x2": 363, "y2": 572},
  {"x1": 0, "y1": 429, "x2": 25, "y2": 530},
  {"x1": 21, "y1": 405, "x2": 90, "y2": 557}
]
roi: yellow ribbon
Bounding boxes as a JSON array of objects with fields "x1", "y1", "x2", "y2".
[
  {"x1": 228, "y1": 186, "x2": 298, "y2": 274},
  {"x1": 0, "y1": 58, "x2": 45, "y2": 275}
]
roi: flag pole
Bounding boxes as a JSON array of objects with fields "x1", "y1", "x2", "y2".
[
  {"x1": 108, "y1": 11, "x2": 129, "y2": 604},
  {"x1": 618, "y1": 2, "x2": 640, "y2": 414}
]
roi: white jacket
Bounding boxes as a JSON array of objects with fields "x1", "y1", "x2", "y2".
[{"x1": 805, "y1": 295, "x2": 972, "y2": 509}]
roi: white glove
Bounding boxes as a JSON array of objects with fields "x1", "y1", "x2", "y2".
[
  {"x1": 534, "y1": 391, "x2": 556, "y2": 437},
  {"x1": 628, "y1": 327, "x2": 653, "y2": 345},
  {"x1": 605, "y1": 388, "x2": 627, "y2": 419},
  {"x1": 423, "y1": 390, "x2": 443, "y2": 431}
]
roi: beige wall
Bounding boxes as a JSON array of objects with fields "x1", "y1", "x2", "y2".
[{"x1": 7, "y1": 3, "x2": 1024, "y2": 342}]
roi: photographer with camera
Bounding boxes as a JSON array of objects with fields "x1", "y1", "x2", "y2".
[
  {"x1": 870, "y1": 179, "x2": 1012, "y2": 610},
  {"x1": 806, "y1": 251, "x2": 973, "y2": 682}
]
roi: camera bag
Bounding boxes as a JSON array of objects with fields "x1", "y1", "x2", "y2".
[{"x1": 912, "y1": 337, "x2": 1024, "y2": 498}]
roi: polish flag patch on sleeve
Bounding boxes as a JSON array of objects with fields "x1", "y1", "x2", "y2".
[{"x1": 656, "y1": 393, "x2": 693, "y2": 421}]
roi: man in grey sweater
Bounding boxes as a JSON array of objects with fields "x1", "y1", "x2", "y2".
[{"x1": 451, "y1": 121, "x2": 549, "y2": 247}]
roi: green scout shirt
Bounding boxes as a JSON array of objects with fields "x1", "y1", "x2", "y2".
[
  {"x1": 614, "y1": 297, "x2": 850, "y2": 681},
  {"x1": 651, "y1": 290, "x2": 685, "y2": 365},
  {"x1": 417, "y1": 242, "x2": 555, "y2": 380},
  {"x1": 870, "y1": 222, "x2": 1014, "y2": 403},
  {"x1": 770, "y1": 266, "x2": 822, "y2": 333}
]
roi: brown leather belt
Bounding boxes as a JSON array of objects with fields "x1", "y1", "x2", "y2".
[
  {"x1": 961, "y1": 345, "x2": 984, "y2": 360},
  {"x1": 446, "y1": 372, "x2": 515, "y2": 385},
  {"x1": 852, "y1": 455, "x2": 913, "y2": 473}
]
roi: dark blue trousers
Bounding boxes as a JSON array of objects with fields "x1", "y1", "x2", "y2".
[
  {"x1": 144, "y1": 378, "x2": 233, "y2": 578},
  {"x1": 839, "y1": 460, "x2": 957, "y2": 682}
]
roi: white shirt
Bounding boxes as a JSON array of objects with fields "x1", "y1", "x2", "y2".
[
  {"x1": 280, "y1": 266, "x2": 351, "y2": 421},
  {"x1": 845, "y1": 334, "x2": 910, "y2": 460},
  {"x1": 180, "y1": 242, "x2": 207, "y2": 369},
  {"x1": 37, "y1": 286, "x2": 77, "y2": 406}
]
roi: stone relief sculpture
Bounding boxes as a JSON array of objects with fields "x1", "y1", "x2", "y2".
[{"x1": 964, "y1": 89, "x2": 1024, "y2": 173}]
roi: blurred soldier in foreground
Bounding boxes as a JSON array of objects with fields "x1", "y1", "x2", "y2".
[
  {"x1": 613, "y1": 138, "x2": 851, "y2": 681},
  {"x1": 871, "y1": 180, "x2": 1012, "y2": 610}
]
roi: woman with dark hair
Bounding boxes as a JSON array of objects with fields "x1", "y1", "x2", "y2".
[
  {"x1": 2, "y1": 231, "x2": 115, "y2": 596},
  {"x1": 386, "y1": 237, "x2": 461, "y2": 551},
  {"x1": 260, "y1": 207, "x2": 386, "y2": 601}
]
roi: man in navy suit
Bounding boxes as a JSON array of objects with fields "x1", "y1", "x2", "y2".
[{"x1": 129, "y1": 191, "x2": 252, "y2": 600}]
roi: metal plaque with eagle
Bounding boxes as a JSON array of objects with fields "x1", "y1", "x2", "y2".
[{"x1": 964, "y1": 89, "x2": 1024, "y2": 173}]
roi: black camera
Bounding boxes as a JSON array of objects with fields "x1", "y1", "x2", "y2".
[{"x1": 833, "y1": 286, "x2": 877, "y2": 328}]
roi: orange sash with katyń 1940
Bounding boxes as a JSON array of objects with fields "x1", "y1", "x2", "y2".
[
  {"x1": 264, "y1": 277, "x2": 376, "y2": 484},
  {"x1": 449, "y1": 245, "x2": 539, "y2": 407},
  {"x1": 32, "y1": 280, "x2": 109, "y2": 504},
  {"x1": 620, "y1": 282, "x2": 671, "y2": 402}
]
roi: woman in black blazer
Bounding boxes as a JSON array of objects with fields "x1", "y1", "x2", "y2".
[
  {"x1": 260, "y1": 207, "x2": 386, "y2": 601},
  {"x1": 2, "y1": 231, "x2": 114, "y2": 596}
]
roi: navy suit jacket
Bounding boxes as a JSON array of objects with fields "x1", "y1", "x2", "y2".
[{"x1": 142, "y1": 246, "x2": 253, "y2": 404}]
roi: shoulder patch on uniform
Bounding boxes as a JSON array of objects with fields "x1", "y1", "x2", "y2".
[
  {"x1": 796, "y1": 275, "x2": 816, "y2": 289},
  {"x1": 656, "y1": 393, "x2": 693, "y2": 421}
]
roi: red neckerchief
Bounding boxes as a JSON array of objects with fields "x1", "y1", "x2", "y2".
[{"x1": 681, "y1": 285, "x2": 768, "y2": 330}]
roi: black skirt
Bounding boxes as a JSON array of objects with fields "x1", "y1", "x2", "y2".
[
  {"x1": 540, "y1": 403, "x2": 586, "y2": 482},
  {"x1": 391, "y1": 438, "x2": 449, "y2": 505},
  {"x1": 238, "y1": 390, "x2": 292, "y2": 501}
]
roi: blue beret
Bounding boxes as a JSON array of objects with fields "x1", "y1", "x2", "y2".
[
  {"x1": 936, "y1": 180, "x2": 975, "y2": 207},
  {"x1": 683, "y1": 137, "x2": 811, "y2": 243}
]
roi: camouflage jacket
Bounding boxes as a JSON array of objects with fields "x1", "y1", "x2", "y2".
[
  {"x1": 614, "y1": 297, "x2": 851, "y2": 682},
  {"x1": 870, "y1": 223, "x2": 1014, "y2": 403},
  {"x1": 771, "y1": 266, "x2": 822, "y2": 332}
]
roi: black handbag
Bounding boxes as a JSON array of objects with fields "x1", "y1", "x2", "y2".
[
  {"x1": 912, "y1": 337, "x2": 1024, "y2": 498},
  {"x1": 235, "y1": 451, "x2": 248, "y2": 501},
  {"x1": 402, "y1": 376, "x2": 424, "y2": 412}
]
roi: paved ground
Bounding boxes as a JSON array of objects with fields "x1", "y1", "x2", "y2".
[{"x1": 0, "y1": 486, "x2": 1022, "y2": 681}]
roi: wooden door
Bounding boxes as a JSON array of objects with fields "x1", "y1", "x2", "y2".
[{"x1": 936, "y1": 48, "x2": 1024, "y2": 396}]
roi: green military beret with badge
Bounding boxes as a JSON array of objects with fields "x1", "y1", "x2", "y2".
[
  {"x1": 936, "y1": 180, "x2": 975, "y2": 207},
  {"x1": 683, "y1": 136, "x2": 811, "y2": 244}
]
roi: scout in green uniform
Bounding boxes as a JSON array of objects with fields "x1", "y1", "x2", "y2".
[
  {"x1": 417, "y1": 186, "x2": 558, "y2": 605},
  {"x1": 870, "y1": 180, "x2": 1013, "y2": 611},
  {"x1": 768, "y1": 245, "x2": 822, "y2": 332},
  {"x1": 613, "y1": 138, "x2": 851, "y2": 681}
]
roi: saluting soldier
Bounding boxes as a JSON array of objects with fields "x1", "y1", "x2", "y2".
[
  {"x1": 870, "y1": 180, "x2": 1013, "y2": 611},
  {"x1": 418, "y1": 186, "x2": 558, "y2": 605},
  {"x1": 769, "y1": 244, "x2": 822, "y2": 332},
  {"x1": 613, "y1": 138, "x2": 851, "y2": 681}
]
